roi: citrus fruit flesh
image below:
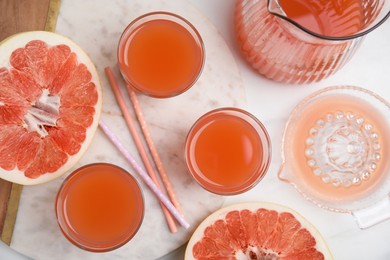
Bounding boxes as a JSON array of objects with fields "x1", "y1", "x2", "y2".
[
  {"x1": 186, "y1": 202, "x2": 332, "y2": 260},
  {"x1": 0, "y1": 31, "x2": 102, "y2": 185}
]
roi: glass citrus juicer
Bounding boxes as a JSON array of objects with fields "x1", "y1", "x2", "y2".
[
  {"x1": 279, "y1": 86, "x2": 390, "y2": 229},
  {"x1": 235, "y1": 0, "x2": 390, "y2": 83}
]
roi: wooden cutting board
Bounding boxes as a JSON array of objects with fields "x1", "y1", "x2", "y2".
[{"x1": 0, "y1": 0, "x2": 60, "y2": 245}]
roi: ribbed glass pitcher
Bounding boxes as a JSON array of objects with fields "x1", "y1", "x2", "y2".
[{"x1": 235, "y1": 0, "x2": 390, "y2": 84}]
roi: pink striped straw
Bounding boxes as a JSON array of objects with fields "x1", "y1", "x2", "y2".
[
  {"x1": 126, "y1": 85, "x2": 184, "y2": 216},
  {"x1": 104, "y1": 67, "x2": 177, "y2": 233},
  {"x1": 99, "y1": 121, "x2": 190, "y2": 229}
]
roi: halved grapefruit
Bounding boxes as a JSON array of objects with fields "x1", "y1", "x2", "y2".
[
  {"x1": 0, "y1": 31, "x2": 102, "y2": 185},
  {"x1": 185, "y1": 202, "x2": 332, "y2": 259}
]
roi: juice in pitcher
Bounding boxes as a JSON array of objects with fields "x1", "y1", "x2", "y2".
[
  {"x1": 277, "y1": 0, "x2": 366, "y2": 37},
  {"x1": 235, "y1": 0, "x2": 389, "y2": 83}
]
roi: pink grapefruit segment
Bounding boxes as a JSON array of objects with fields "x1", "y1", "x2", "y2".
[
  {"x1": 186, "y1": 202, "x2": 332, "y2": 260},
  {"x1": 0, "y1": 31, "x2": 102, "y2": 185}
]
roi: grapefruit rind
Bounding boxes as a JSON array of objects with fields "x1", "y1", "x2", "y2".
[
  {"x1": 0, "y1": 31, "x2": 102, "y2": 185},
  {"x1": 185, "y1": 201, "x2": 333, "y2": 260}
]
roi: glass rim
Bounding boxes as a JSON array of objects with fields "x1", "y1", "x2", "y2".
[
  {"x1": 117, "y1": 11, "x2": 205, "y2": 98},
  {"x1": 268, "y1": 0, "x2": 390, "y2": 41},
  {"x1": 185, "y1": 107, "x2": 272, "y2": 195},
  {"x1": 55, "y1": 163, "x2": 145, "y2": 252}
]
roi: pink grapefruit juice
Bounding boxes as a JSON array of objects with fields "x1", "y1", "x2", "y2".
[
  {"x1": 185, "y1": 108, "x2": 271, "y2": 195},
  {"x1": 278, "y1": 0, "x2": 364, "y2": 37},
  {"x1": 235, "y1": 0, "x2": 366, "y2": 83},
  {"x1": 288, "y1": 95, "x2": 390, "y2": 202},
  {"x1": 118, "y1": 12, "x2": 204, "y2": 98},
  {"x1": 55, "y1": 163, "x2": 144, "y2": 252}
]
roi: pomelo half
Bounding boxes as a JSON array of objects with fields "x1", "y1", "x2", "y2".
[
  {"x1": 0, "y1": 31, "x2": 102, "y2": 185},
  {"x1": 185, "y1": 202, "x2": 333, "y2": 260}
]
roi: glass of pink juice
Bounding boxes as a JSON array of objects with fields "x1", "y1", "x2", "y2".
[
  {"x1": 55, "y1": 163, "x2": 144, "y2": 252},
  {"x1": 117, "y1": 12, "x2": 204, "y2": 98},
  {"x1": 279, "y1": 86, "x2": 390, "y2": 228},
  {"x1": 185, "y1": 108, "x2": 271, "y2": 195}
]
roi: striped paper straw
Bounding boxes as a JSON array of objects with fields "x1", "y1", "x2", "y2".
[{"x1": 99, "y1": 121, "x2": 190, "y2": 229}]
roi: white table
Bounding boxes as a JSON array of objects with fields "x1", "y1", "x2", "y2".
[
  {"x1": 2, "y1": 0, "x2": 390, "y2": 259},
  {"x1": 161, "y1": 0, "x2": 390, "y2": 259}
]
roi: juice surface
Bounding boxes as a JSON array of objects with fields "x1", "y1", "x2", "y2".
[
  {"x1": 58, "y1": 164, "x2": 143, "y2": 248},
  {"x1": 119, "y1": 19, "x2": 203, "y2": 97},
  {"x1": 289, "y1": 94, "x2": 390, "y2": 202},
  {"x1": 279, "y1": 0, "x2": 364, "y2": 37},
  {"x1": 189, "y1": 113, "x2": 263, "y2": 191}
]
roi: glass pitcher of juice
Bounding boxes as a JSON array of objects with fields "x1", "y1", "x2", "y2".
[{"x1": 235, "y1": 0, "x2": 390, "y2": 84}]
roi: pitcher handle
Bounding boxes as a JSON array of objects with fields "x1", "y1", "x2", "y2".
[{"x1": 352, "y1": 195, "x2": 390, "y2": 229}]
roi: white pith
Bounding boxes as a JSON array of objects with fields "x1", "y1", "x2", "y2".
[
  {"x1": 0, "y1": 31, "x2": 102, "y2": 185},
  {"x1": 24, "y1": 89, "x2": 60, "y2": 137},
  {"x1": 236, "y1": 246, "x2": 278, "y2": 260},
  {"x1": 185, "y1": 202, "x2": 333, "y2": 260}
]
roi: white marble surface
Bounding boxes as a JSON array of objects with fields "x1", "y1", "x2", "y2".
[
  {"x1": 2, "y1": 0, "x2": 390, "y2": 260},
  {"x1": 8, "y1": 0, "x2": 246, "y2": 259}
]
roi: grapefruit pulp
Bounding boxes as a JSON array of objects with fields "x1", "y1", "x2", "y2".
[
  {"x1": 0, "y1": 31, "x2": 102, "y2": 185},
  {"x1": 185, "y1": 202, "x2": 332, "y2": 259}
]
